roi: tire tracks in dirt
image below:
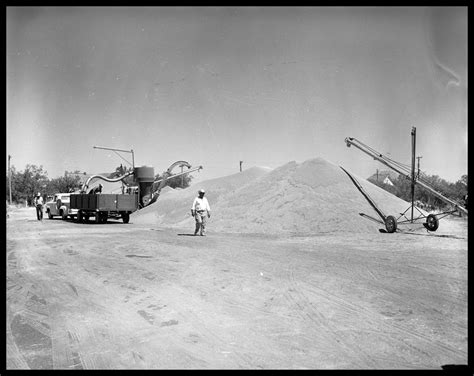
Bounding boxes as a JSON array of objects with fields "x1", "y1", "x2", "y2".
[
  {"x1": 7, "y1": 236, "x2": 55, "y2": 369},
  {"x1": 54, "y1": 241, "x2": 213, "y2": 368},
  {"x1": 285, "y1": 259, "x2": 379, "y2": 368},
  {"x1": 174, "y1": 299, "x2": 255, "y2": 368},
  {"x1": 331, "y1": 266, "x2": 467, "y2": 361},
  {"x1": 7, "y1": 232, "x2": 89, "y2": 369},
  {"x1": 299, "y1": 267, "x2": 466, "y2": 364},
  {"x1": 276, "y1": 236, "x2": 466, "y2": 366}
]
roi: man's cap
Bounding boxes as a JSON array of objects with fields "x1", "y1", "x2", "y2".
[
  {"x1": 37, "y1": 192, "x2": 41, "y2": 196},
  {"x1": 198, "y1": 189, "x2": 205, "y2": 194}
]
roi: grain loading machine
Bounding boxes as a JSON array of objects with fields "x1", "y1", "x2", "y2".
[{"x1": 70, "y1": 161, "x2": 202, "y2": 223}]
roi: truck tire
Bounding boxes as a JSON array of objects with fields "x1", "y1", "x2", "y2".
[
  {"x1": 77, "y1": 210, "x2": 82, "y2": 223},
  {"x1": 47, "y1": 209, "x2": 53, "y2": 219},
  {"x1": 61, "y1": 210, "x2": 68, "y2": 220},
  {"x1": 122, "y1": 213, "x2": 130, "y2": 224},
  {"x1": 95, "y1": 212, "x2": 101, "y2": 224},
  {"x1": 101, "y1": 212, "x2": 108, "y2": 223}
]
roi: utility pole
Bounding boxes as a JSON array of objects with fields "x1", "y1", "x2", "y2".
[
  {"x1": 239, "y1": 161, "x2": 243, "y2": 172},
  {"x1": 410, "y1": 127, "x2": 416, "y2": 222},
  {"x1": 8, "y1": 154, "x2": 12, "y2": 205},
  {"x1": 416, "y1": 156, "x2": 422, "y2": 179}
]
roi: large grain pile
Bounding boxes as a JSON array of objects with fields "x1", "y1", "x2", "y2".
[{"x1": 132, "y1": 157, "x2": 425, "y2": 234}]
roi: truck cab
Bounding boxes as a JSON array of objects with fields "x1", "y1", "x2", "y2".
[{"x1": 45, "y1": 193, "x2": 78, "y2": 220}]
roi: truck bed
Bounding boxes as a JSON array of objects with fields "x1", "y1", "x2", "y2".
[{"x1": 70, "y1": 194, "x2": 138, "y2": 212}]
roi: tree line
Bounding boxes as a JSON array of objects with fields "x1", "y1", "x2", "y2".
[
  {"x1": 368, "y1": 173, "x2": 468, "y2": 211},
  {"x1": 6, "y1": 163, "x2": 193, "y2": 206}
]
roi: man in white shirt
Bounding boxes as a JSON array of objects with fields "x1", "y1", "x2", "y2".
[
  {"x1": 191, "y1": 189, "x2": 211, "y2": 236},
  {"x1": 34, "y1": 192, "x2": 44, "y2": 221}
]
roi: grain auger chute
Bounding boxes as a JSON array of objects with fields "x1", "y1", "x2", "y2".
[
  {"x1": 344, "y1": 127, "x2": 467, "y2": 233},
  {"x1": 139, "y1": 161, "x2": 201, "y2": 208}
]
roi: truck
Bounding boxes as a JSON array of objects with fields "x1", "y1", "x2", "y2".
[
  {"x1": 45, "y1": 193, "x2": 79, "y2": 220},
  {"x1": 70, "y1": 193, "x2": 138, "y2": 223}
]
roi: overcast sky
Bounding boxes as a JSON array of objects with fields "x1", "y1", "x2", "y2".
[{"x1": 6, "y1": 6, "x2": 467, "y2": 183}]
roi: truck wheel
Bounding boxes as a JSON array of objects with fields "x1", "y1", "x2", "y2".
[
  {"x1": 62, "y1": 210, "x2": 68, "y2": 220},
  {"x1": 384, "y1": 215, "x2": 397, "y2": 233},
  {"x1": 101, "y1": 213, "x2": 108, "y2": 223},
  {"x1": 94, "y1": 212, "x2": 107, "y2": 223},
  {"x1": 122, "y1": 213, "x2": 130, "y2": 224},
  {"x1": 47, "y1": 210, "x2": 53, "y2": 219},
  {"x1": 77, "y1": 210, "x2": 82, "y2": 223},
  {"x1": 425, "y1": 214, "x2": 439, "y2": 232}
]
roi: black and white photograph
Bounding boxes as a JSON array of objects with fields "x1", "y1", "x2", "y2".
[{"x1": 6, "y1": 6, "x2": 468, "y2": 370}]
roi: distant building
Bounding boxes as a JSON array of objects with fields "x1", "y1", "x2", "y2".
[
  {"x1": 382, "y1": 176, "x2": 394, "y2": 186},
  {"x1": 368, "y1": 170, "x2": 398, "y2": 186}
]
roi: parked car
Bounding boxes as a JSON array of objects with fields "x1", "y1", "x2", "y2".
[{"x1": 45, "y1": 193, "x2": 78, "y2": 220}]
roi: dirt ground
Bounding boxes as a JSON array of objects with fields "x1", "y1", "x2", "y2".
[{"x1": 6, "y1": 207, "x2": 468, "y2": 369}]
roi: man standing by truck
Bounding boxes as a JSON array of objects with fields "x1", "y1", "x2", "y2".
[
  {"x1": 89, "y1": 183, "x2": 103, "y2": 194},
  {"x1": 34, "y1": 192, "x2": 44, "y2": 221},
  {"x1": 191, "y1": 189, "x2": 211, "y2": 236}
]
